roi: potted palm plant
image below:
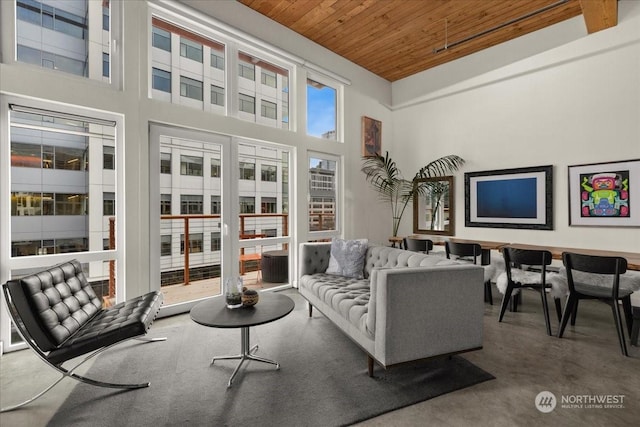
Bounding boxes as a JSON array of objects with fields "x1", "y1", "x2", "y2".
[{"x1": 361, "y1": 151, "x2": 464, "y2": 237}]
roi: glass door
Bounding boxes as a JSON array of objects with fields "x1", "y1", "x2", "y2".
[
  {"x1": 236, "y1": 139, "x2": 291, "y2": 290},
  {"x1": 149, "y1": 125, "x2": 232, "y2": 315},
  {"x1": 149, "y1": 126, "x2": 293, "y2": 317}
]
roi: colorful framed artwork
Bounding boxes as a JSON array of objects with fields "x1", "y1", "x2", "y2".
[
  {"x1": 362, "y1": 116, "x2": 381, "y2": 157},
  {"x1": 465, "y1": 165, "x2": 553, "y2": 230},
  {"x1": 568, "y1": 159, "x2": 640, "y2": 227}
]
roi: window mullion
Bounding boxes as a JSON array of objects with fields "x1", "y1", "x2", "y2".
[{"x1": 226, "y1": 42, "x2": 239, "y2": 117}]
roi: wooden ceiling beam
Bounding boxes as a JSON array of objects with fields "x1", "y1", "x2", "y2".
[{"x1": 579, "y1": 0, "x2": 617, "y2": 33}]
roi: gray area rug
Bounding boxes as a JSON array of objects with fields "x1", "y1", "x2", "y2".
[{"x1": 48, "y1": 291, "x2": 494, "y2": 427}]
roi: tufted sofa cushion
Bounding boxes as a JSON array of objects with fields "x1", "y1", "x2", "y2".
[
  {"x1": 364, "y1": 246, "x2": 459, "y2": 277},
  {"x1": 299, "y1": 244, "x2": 462, "y2": 337},
  {"x1": 298, "y1": 273, "x2": 371, "y2": 337},
  {"x1": 300, "y1": 244, "x2": 332, "y2": 276}
]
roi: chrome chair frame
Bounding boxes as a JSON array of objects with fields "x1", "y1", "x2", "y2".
[{"x1": 1, "y1": 283, "x2": 165, "y2": 412}]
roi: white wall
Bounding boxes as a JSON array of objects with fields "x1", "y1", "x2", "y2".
[{"x1": 389, "y1": 0, "x2": 640, "y2": 252}]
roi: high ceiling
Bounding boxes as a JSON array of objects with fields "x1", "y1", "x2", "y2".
[{"x1": 235, "y1": 0, "x2": 618, "y2": 81}]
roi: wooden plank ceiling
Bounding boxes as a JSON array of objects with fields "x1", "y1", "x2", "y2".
[{"x1": 237, "y1": 0, "x2": 618, "y2": 82}]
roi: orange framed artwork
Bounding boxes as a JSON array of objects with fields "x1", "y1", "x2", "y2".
[{"x1": 362, "y1": 116, "x2": 381, "y2": 157}]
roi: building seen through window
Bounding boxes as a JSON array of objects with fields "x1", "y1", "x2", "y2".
[
  {"x1": 9, "y1": 105, "x2": 116, "y2": 257},
  {"x1": 16, "y1": 0, "x2": 111, "y2": 82},
  {"x1": 309, "y1": 157, "x2": 337, "y2": 231}
]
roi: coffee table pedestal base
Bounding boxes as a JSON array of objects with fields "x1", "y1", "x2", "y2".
[{"x1": 211, "y1": 326, "x2": 279, "y2": 387}]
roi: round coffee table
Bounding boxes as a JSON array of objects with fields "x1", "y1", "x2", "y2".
[{"x1": 190, "y1": 292, "x2": 295, "y2": 387}]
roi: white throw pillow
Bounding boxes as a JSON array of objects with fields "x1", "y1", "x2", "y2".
[{"x1": 326, "y1": 238, "x2": 369, "y2": 279}]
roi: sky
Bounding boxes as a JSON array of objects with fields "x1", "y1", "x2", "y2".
[{"x1": 306, "y1": 84, "x2": 336, "y2": 138}]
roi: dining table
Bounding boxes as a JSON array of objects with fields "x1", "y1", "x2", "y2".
[{"x1": 429, "y1": 237, "x2": 508, "y2": 265}]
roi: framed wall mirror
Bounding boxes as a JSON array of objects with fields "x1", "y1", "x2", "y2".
[{"x1": 413, "y1": 176, "x2": 455, "y2": 236}]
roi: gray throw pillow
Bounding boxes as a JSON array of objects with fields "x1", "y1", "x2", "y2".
[{"x1": 326, "y1": 238, "x2": 369, "y2": 279}]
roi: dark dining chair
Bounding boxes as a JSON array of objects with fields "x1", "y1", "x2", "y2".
[
  {"x1": 445, "y1": 241, "x2": 493, "y2": 305},
  {"x1": 558, "y1": 252, "x2": 633, "y2": 356},
  {"x1": 403, "y1": 237, "x2": 433, "y2": 254},
  {"x1": 499, "y1": 247, "x2": 562, "y2": 336}
]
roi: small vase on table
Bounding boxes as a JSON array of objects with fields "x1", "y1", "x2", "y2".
[{"x1": 224, "y1": 277, "x2": 243, "y2": 309}]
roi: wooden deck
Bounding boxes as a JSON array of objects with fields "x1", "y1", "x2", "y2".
[{"x1": 160, "y1": 271, "x2": 286, "y2": 306}]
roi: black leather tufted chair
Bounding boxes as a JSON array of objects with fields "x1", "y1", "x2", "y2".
[{"x1": 1, "y1": 259, "x2": 165, "y2": 412}]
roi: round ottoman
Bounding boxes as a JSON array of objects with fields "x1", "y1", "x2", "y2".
[{"x1": 261, "y1": 250, "x2": 289, "y2": 283}]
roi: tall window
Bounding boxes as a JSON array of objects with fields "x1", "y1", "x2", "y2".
[
  {"x1": 8, "y1": 104, "x2": 117, "y2": 258},
  {"x1": 309, "y1": 156, "x2": 338, "y2": 232},
  {"x1": 236, "y1": 141, "x2": 290, "y2": 240},
  {"x1": 16, "y1": 0, "x2": 111, "y2": 81},
  {"x1": 307, "y1": 78, "x2": 337, "y2": 140}
]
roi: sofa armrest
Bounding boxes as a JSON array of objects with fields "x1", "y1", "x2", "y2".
[
  {"x1": 299, "y1": 242, "x2": 332, "y2": 277},
  {"x1": 371, "y1": 264, "x2": 484, "y2": 366}
]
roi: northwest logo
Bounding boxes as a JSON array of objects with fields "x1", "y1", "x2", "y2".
[{"x1": 535, "y1": 391, "x2": 557, "y2": 413}]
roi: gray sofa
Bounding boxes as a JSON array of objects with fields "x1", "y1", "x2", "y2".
[{"x1": 298, "y1": 242, "x2": 485, "y2": 376}]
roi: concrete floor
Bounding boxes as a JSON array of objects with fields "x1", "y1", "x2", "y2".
[{"x1": 1, "y1": 287, "x2": 639, "y2": 426}]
